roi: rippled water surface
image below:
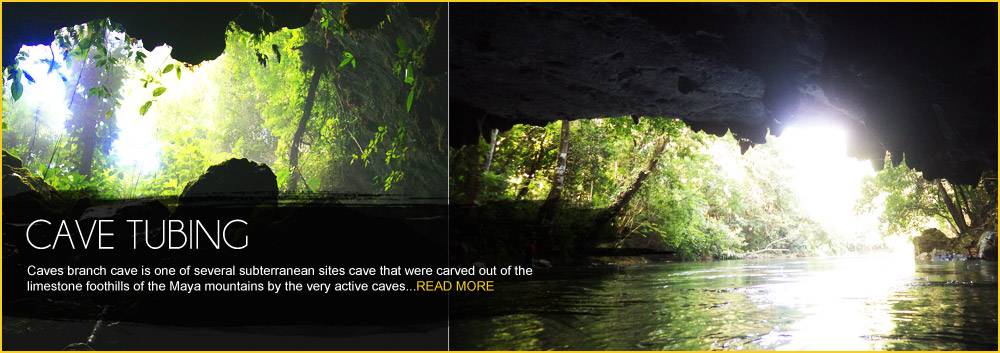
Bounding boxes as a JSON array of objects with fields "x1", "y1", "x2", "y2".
[{"x1": 451, "y1": 255, "x2": 997, "y2": 350}]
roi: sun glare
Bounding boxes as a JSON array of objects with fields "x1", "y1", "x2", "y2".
[
  {"x1": 11, "y1": 37, "x2": 226, "y2": 177},
  {"x1": 773, "y1": 122, "x2": 883, "y2": 248},
  {"x1": 110, "y1": 45, "x2": 174, "y2": 175},
  {"x1": 708, "y1": 120, "x2": 889, "y2": 252},
  {"x1": 16, "y1": 44, "x2": 73, "y2": 134},
  {"x1": 111, "y1": 45, "x2": 221, "y2": 176}
]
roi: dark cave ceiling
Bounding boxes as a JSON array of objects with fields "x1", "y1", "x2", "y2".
[
  {"x1": 3, "y1": 3, "x2": 996, "y2": 183},
  {"x1": 2, "y1": 3, "x2": 317, "y2": 66},
  {"x1": 448, "y1": 3, "x2": 997, "y2": 184}
]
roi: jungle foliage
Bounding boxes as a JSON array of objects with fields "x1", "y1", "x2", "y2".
[
  {"x1": 3, "y1": 4, "x2": 446, "y2": 199},
  {"x1": 451, "y1": 118, "x2": 844, "y2": 261},
  {"x1": 857, "y1": 155, "x2": 997, "y2": 250}
]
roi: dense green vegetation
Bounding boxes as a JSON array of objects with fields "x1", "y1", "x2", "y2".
[
  {"x1": 3, "y1": 4, "x2": 446, "y2": 198},
  {"x1": 858, "y1": 156, "x2": 996, "y2": 253},
  {"x1": 450, "y1": 115, "x2": 997, "y2": 261},
  {"x1": 4, "y1": 5, "x2": 992, "y2": 262},
  {"x1": 451, "y1": 118, "x2": 862, "y2": 261}
]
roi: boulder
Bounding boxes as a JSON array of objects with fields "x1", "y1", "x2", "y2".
[
  {"x1": 172, "y1": 159, "x2": 278, "y2": 234},
  {"x1": 977, "y1": 231, "x2": 997, "y2": 261},
  {"x1": 178, "y1": 158, "x2": 278, "y2": 207},
  {"x1": 3, "y1": 149, "x2": 23, "y2": 169},
  {"x1": 2, "y1": 150, "x2": 61, "y2": 222},
  {"x1": 913, "y1": 228, "x2": 953, "y2": 255},
  {"x1": 172, "y1": 158, "x2": 278, "y2": 236},
  {"x1": 3, "y1": 150, "x2": 55, "y2": 198}
]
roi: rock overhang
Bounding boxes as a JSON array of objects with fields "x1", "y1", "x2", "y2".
[{"x1": 449, "y1": 3, "x2": 997, "y2": 184}]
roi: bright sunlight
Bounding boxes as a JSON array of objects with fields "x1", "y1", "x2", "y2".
[
  {"x1": 708, "y1": 121, "x2": 891, "y2": 254},
  {"x1": 774, "y1": 123, "x2": 883, "y2": 248}
]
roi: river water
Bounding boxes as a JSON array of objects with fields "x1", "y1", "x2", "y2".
[{"x1": 450, "y1": 254, "x2": 997, "y2": 350}]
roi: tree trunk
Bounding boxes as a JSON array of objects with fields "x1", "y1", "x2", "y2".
[
  {"x1": 538, "y1": 119, "x2": 570, "y2": 221},
  {"x1": 515, "y1": 129, "x2": 548, "y2": 200},
  {"x1": 936, "y1": 179, "x2": 969, "y2": 234},
  {"x1": 75, "y1": 88, "x2": 102, "y2": 177},
  {"x1": 958, "y1": 184, "x2": 987, "y2": 228},
  {"x1": 462, "y1": 143, "x2": 483, "y2": 204},
  {"x1": 286, "y1": 68, "x2": 323, "y2": 193},
  {"x1": 954, "y1": 185, "x2": 977, "y2": 227},
  {"x1": 26, "y1": 108, "x2": 41, "y2": 164},
  {"x1": 71, "y1": 63, "x2": 99, "y2": 177},
  {"x1": 597, "y1": 135, "x2": 668, "y2": 227},
  {"x1": 78, "y1": 117, "x2": 98, "y2": 176},
  {"x1": 482, "y1": 128, "x2": 499, "y2": 172}
]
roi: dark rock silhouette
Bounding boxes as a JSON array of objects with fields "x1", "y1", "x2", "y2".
[
  {"x1": 2, "y1": 3, "x2": 316, "y2": 66},
  {"x1": 449, "y1": 3, "x2": 996, "y2": 184},
  {"x1": 3, "y1": 150, "x2": 23, "y2": 169},
  {"x1": 2, "y1": 150, "x2": 61, "y2": 222},
  {"x1": 178, "y1": 158, "x2": 278, "y2": 208}
]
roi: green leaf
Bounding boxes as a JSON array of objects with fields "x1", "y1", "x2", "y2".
[
  {"x1": 405, "y1": 88, "x2": 415, "y2": 112},
  {"x1": 339, "y1": 51, "x2": 354, "y2": 69},
  {"x1": 152, "y1": 87, "x2": 167, "y2": 97},
  {"x1": 10, "y1": 70, "x2": 23, "y2": 101},
  {"x1": 161, "y1": 64, "x2": 174, "y2": 75},
  {"x1": 176, "y1": 66, "x2": 182, "y2": 80},
  {"x1": 404, "y1": 64, "x2": 415, "y2": 85},
  {"x1": 396, "y1": 37, "x2": 409, "y2": 56},
  {"x1": 78, "y1": 37, "x2": 93, "y2": 50},
  {"x1": 87, "y1": 86, "x2": 112, "y2": 99},
  {"x1": 139, "y1": 100, "x2": 153, "y2": 116}
]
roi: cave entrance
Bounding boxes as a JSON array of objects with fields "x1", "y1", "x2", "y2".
[
  {"x1": 451, "y1": 114, "x2": 994, "y2": 261},
  {"x1": 4, "y1": 3, "x2": 448, "y2": 198}
]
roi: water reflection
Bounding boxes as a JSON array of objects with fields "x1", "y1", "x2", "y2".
[
  {"x1": 451, "y1": 255, "x2": 997, "y2": 350},
  {"x1": 884, "y1": 261, "x2": 998, "y2": 350},
  {"x1": 764, "y1": 254, "x2": 915, "y2": 350}
]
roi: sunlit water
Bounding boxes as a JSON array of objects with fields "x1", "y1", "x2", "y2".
[{"x1": 450, "y1": 255, "x2": 997, "y2": 350}]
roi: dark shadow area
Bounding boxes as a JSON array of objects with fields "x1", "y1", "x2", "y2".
[
  {"x1": 4, "y1": 185, "x2": 449, "y2": 350},
  {"x1": 449, "y1": 3, "x2": 997, "y2": 183}
]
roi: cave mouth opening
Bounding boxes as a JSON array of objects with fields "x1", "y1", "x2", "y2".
[
  {"x1": 4, "y1": 21, "x2": 298, "y2": 196},
  {"x1": 741, "y1": 120, "x2": 911, "y2": 254},
  {"x1": 7, "y1": 28, "x2": 229, "y2": 189},
  {"x1": 697, "y1": 117, "x2": 911, "y2": 255},
  {"x1": 457, "y1": 114, "x2": 931, "y2": 258},
  {"x1": 6, "y1": 4, "x2": 450, "y2": 199}
]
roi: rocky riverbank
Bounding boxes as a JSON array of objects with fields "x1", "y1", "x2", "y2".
[{"x1": 913, "y1": 227, "x2": 997, "y2": 261}]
